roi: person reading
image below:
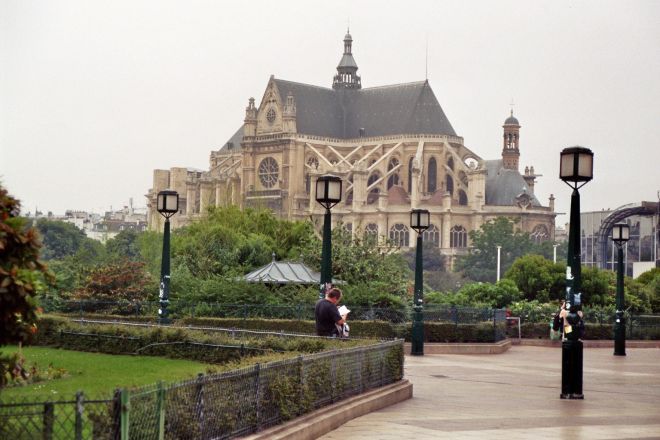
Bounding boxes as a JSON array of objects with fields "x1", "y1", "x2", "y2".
[{"x1": 315, "y1": 287, "x2": 346, "y2": 337}]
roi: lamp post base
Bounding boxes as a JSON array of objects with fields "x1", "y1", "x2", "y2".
[{"x1": 411, "y1": 306, "x2": 424, "y2": 356}]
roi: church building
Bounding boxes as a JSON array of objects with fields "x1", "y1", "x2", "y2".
[{"x1": 147, "y1": 31, "x2": 556, "y2": 268}]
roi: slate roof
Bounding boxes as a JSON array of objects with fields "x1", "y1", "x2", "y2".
[
  {"x1": 243, "y1": 257, "x2": 343, "y2": 285},
  {"x1": 220, "y1": 79, "x2": 456, "y2": 150},
  {"x1": 484, "y1": 160, "x2": 542, "y2": 207}
]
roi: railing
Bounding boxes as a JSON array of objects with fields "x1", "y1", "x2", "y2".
[{"x1": 0, "y1": 340, "x2": 404, "y2": 439}]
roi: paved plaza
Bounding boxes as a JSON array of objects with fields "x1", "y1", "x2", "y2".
[{"x1": 320, "y1": 346, "x2": 660, "y2": 440}]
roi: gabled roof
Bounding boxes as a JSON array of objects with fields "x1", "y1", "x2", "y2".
[
  {"x1": 243, "y1": 256, "x2": 343, "y2": 285},
  {"x1": 221, "y1": 78, "x2": 457, "y2": 148}
]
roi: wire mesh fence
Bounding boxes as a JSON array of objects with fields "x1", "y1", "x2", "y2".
[
  {"x1": 0, "y1": 340, "x2": 404, "y2": 440},
  {"x1": 0, "y1": 391, "x2": 119, "y2": 440}
]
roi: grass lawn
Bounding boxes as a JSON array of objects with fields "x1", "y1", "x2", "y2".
[{"x1": 0, "y1": 346, "x2": 215, "y2": 400}]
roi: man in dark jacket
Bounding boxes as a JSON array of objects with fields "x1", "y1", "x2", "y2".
[{"x1": 315, "y1": 287, "x2": 346, "y2": 337}]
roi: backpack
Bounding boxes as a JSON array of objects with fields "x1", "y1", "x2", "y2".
[{"x1": 552, "y1": 313, "x2": 561, "y2": 331}]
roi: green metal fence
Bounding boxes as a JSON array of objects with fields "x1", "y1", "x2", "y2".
[{"x1": 0, "y1": 340, "x2": 404, "y2": 439}]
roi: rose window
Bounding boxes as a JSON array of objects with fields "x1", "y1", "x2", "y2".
[{"x1": 258, "y1": 157, "x2": 279, "y2": 188}]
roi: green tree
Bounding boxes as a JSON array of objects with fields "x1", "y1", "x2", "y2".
[
  {"x1": 34, "y1": 219, "x2": 87, "y2": 260},
  {"x1": 504, "y1": 254, "x2": 565, "y2": 302},
  {"x1": 456, "y1": 217, "x2": 537, "y2": 282},
  {"x1": 0, "y1": 185, "x2": 51, "y2": 387},
  {"x1": 106, "y1": 229, "x2": 142, "y2": 260}
]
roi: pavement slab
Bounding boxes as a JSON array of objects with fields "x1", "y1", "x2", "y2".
[{"x1": 319, "y1": 346, "x2": 660, "y2": 440}]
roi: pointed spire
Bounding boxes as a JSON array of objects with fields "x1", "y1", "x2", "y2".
[{"x1": 333, "y1": 29, "x2": 361, "y2": 89}]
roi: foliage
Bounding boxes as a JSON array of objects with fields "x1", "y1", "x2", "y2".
[
  {"x1": 72, "y1": 259, "x2": 154, "y2": 305},
  {"x1": 401, "y1": 240, "x2": 446, "y2": 272},
  {"x1": 0, "y1": 184, "x2": 52, "y2": 387},
  {"x1": 105, "y1": 229, "x2": 141, "y2": 260},
  {"x1": 504, "y1": 254, "x2": 565, "y2": 302},
  {"x1": 456, "y1": 217, "x2": 539, "y2": 282}
]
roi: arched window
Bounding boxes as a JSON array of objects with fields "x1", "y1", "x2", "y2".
[
  {"x1": 343, "y1": 223, "x2": 353, "y2": 234},
  {"x1": 387, "y1": 158, "x2": 400, "y2": 189},
  {"x1": 531, "y1": 225, "x2": 549, "y2": 244},
  {"x1": 458, "y1": 190, "x2": 468, "y2": 206},
  {"x1": 367, "y1": 173, "x2": 381, "y2": 204},
  {"x1": 408, "y1": 157, "x2": 414, "y2": 193},
  {"x1": 446, "y1": 175, "x2": 454, "y2": 196},
  {"x1": 364, "y1": 223, "x2": 378, "y2": 244},
  {"x1": 447, "y1": 157, "x2": 454, "y2": 171},
  {"x1": 423, "y1": 224, "x2": 440, "y2": 247},
  {"x1": 450, "y1": 225, "x2": 467, "y2": 248},
  {"x1": 389, "y1": 223, "x2": 410, "y2": 247},
  {"x1": 305, "y1": 157, "x2": 319, "y2": 194},
  {"x1": 345, "y1": 189, "x2": 353, "y2": 206},
  {"x1": 428, "y1": 157, "x2": 437, "y2": 193}
]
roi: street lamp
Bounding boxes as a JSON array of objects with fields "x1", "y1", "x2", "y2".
[
  {"x1": 559, "y1": 146, "x2": 594, "y2": 399},
  {"x1": 157, "y1": 189, "x2": 179, "y2": 324},
  {"x1": 553, "y1": 244, "x2": 559, "y2": 264},
  {"x1": 315, "y1": 175, "x2": 342, "y2": 299},
  {"x1": 611, "y1": 222, "x2": 630, "y2": 356},
  {"x1": 410, "y1": 208, "x2": 430, "y2": 356}
]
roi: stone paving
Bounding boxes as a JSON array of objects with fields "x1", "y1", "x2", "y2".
[{"x1": 319, "y1": 346, "x2": 660, "y2": 440}]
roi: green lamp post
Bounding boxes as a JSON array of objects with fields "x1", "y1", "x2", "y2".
[
  {"x1": 410, "y1": 208, "x2": 430, "y2": 356},
  {"x1": 157, "y1": 189, "x2": 179, "y2": 324},
  {"x1": 559, "y1": 146, "x2": 593, "y2": 399},
  {"x1": 315, "y1": 175, "x2": 342, "y2": 299},
  {"x1": 611, "y1": 222, "x2": 630, "y2": 356}
]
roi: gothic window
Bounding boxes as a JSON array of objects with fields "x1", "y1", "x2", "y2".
[
  {"x1": 458, "y1": 190, "x2": 468, "y2": 206},
  {"x1": 305, "y1": 156, "x2": 319, "y2": 194},
  {"x1": 387, "y1": 158, "x2": 400, "y2": 189},
  {"x1": 423, "y1": 224, "x2": 440, "y2": 247},
  {"x1": 389, "y1": 223, "x2": 410, "y2": 247},
  {"x1": 364, "y1": 223, "x2": 378, "y2": 244},
  {"x1": 450, "y1": 225, "x2": 467, "y2": 248},
  {"x1": 306, "y1": 157, "x2": 319, "y2": 169},
  {"x1": 428, "y1": 157, "x2": 437, "y2": 193},
  {"x1": 447, "y1": 157, "x2": 454, "y2": 171},
  {"x1": 408, "y1": 157, "x2": 414, "y2": 193},
  {"x1": 266, "y1": 108, "x2": 276, "y2": 123},
  {"x1": 343, "y1": 222, "x2": 353, "y2": 234},
  {"x1": 367, "y1": 172, "x2": 381, "y2": 204},
  {"x1": 345, "y1": 189, "x2": 353, "y2": 206},
  {"x1": 446, "y1": 175, "x2": 454, "y2": 196},
  {"x1": 258, "y1": 157, "x2": 279, "y2": 188},
  {"x1": 531, "y1": 225, "x2": 549, "y2": 244}
]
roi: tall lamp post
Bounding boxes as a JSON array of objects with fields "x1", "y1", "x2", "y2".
[
  {"x1": 559, "y1": 146, "x2": 593, "y2": 399},
  {"x1": 553, "y1": 244, "x2": 559, "y2": 264},
  {"x1": 496, "y1": 245, "x2": 502, "y2": 282},
  {"x1": 611, "y1": 222, "x2": 630, "y2": 356},
  {"x1": 156, "y1": 189, "x2": 179, "y2": 324},
  {"x1": 315, "y1": 175, "x2": 342, "y2": 299},
  {"x1": 410, "y1": 208, "x2": 430, "y2": 356}
]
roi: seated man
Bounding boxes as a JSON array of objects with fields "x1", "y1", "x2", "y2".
[{"x1": 315, "y1": 287, "x2": 346, "y2": 337}]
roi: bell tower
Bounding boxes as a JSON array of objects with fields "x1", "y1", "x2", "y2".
[
  {"x1": 332, "y1": 30, "x2": 361, "y2": 89},
  {"x1": 502, "y1": 110, "x2": 520, "y2": 170}
]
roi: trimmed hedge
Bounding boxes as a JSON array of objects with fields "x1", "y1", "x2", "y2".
[{"x1": 31, "y1": 316, "x2": 366, "y2": 364}]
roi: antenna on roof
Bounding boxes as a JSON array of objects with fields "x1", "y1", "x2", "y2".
[
  {"x1": 510, "y1": 98, "x2": 515, "y2": 115},
  {"x1": 425, "y1": 34, "x2": 429, "y2": 80}
]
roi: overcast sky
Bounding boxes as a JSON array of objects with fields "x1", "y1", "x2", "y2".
[{"x1": 1, "y1": 0, "x2": 659, "y2": 225}]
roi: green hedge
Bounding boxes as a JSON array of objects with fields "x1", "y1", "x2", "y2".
[{"x1": 31, "y1": 316, "x2": 366, "y2": 364}]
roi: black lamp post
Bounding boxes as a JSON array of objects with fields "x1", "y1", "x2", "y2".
[
  {"x1": 315, "y1": 175, "x2": 342, "y2": 299},
  {"x1": 559, "y1": 146, "x2": 593, "y2": 399},
  {"x1": 611, "y1": 222, "x2": 630, "y2": 356},
  {"x1": 157, "y1": 189, "x2": 179, "y2": 324},
  {"x1": 410, "y1": 208, "x2": 430, "y2": 356}
]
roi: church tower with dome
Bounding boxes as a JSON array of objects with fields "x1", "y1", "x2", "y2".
[{"x1": 146, "y1": 31, "x2": 556, "y2": 268}]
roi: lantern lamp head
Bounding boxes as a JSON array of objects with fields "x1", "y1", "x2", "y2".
[
  {"x1": 559, "y1": 146, "x2": 594, "y2": 187},
  {"x1": 410, "y1": 209, "x2": 430, "y2": 233},
  {"x1": 157, "y1": 190, "x2": 179, "y2": 218},
  {"x1": 315, "y1": 175, "x2": 343, "y2": 210},
  {"x1": 611, "y1": 222, "x2": 630, "y2": 245}
]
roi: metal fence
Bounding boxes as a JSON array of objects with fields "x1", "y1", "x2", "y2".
[
  {"x1": 40, "y1": 299, "x2": 504, "y2": 325},
  {"x1": 0, "y1": 392, "x2": 119, "y2": 440},
  {"x1": 0, "y1": 340, "x2": 404, "y2": 440},
  {"x1": 583, "y1": 310, "x2": 660, "y2": 339}
]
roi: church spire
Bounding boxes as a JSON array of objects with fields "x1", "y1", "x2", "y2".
[{"x1": 333, "y1": 29, "x2": 361, "y2": 89}]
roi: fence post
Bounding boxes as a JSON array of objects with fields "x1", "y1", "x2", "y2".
[
  {"x1": 195, "y1": 373, "x2": 205, "y2": 437},
  {"x1": 120, "y1": 389, "x2": 130, "y2": 440},
  {"x1": 111, "y1": 389, "x2": 121, "y2": 440},
  {"x1": 43, "y1": 402, "x2": 54, "y2": 440},
  {"x1": 156, "y1": 381, "x2": 166, "y2": 440},
  {"x1": 297, "y1": 355, "x2": 304, "y2": 415},
  {"x1": 75, "y1": 391, "x2": 84, "y2": 440},
  {"x1": 254, "y1": 363, "x2": 261, "y2": 431}
]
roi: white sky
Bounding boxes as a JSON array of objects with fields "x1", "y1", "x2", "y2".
[{"x1": 1, "y1": 0, "x2": 659, "y2": 225}]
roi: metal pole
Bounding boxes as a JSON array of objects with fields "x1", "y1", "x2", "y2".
[
  {"x1": 553, "y1": 244, "x2": 558, "y2": 263},
  {"x1": 614, "y1": 244, "x2": 626, "y2": 356},
  {"x1": 319, "y1": 208, "x2": 332, "y2": 299},
  {"x1": 561, "y1": 187, "x2": 584, "y2": 399},
  {"x1": 411, "y1": 234, "x2": 424, "y2": 355},
  {"x1": 159, "y1": 217, "x2": 171, "y2": 324},
  {"x1": 496, "y1": 245, "x2": 502, "y2": 282}
]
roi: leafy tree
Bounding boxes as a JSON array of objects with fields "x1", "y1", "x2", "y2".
[
  {"x1": 106, "y1": 229, "x2": 141, "y2": 260},
  {"x1": 34, "y1": 219, "x2": 87, "y2": 260},
  {"x1": 73, "y1": 259, "x2": 154, "y2": 303},
  {"x1": 0, "y1": 185, "x2": 51, "y2": 387},
  {"x1": 456, "y1": 217, "x2": 537, "y2": 282},
  {"x1": 504, "y1": 254, "x2": 565, "y2": 302}
]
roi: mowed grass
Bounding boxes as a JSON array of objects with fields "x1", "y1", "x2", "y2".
[{"x1": 0, "y1": 346, "x2": 215, "y2": 399}]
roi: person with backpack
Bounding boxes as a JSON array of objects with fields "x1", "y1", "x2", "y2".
[{"x1": 551, "y1": 300, "x2": 565, "y2": 340}]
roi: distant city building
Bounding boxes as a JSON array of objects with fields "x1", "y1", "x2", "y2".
[
  {"x1": 147, "y1": 31, "x2": 557, "y2": 268},
  {"x1": 580, "y1": 202, "x2": 659, "y2": 277}
]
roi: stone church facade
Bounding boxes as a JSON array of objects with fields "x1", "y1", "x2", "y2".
[{"x1": 147, "y1": 32, "x2": 556, "y2": 267}]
